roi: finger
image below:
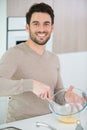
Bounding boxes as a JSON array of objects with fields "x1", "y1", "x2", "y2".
[
  {"x1": 44, "y1": 92, "x2": 48, "y2": 99},
  {"x1": 65, "y1": 86, "x2": 74, "y2": 102},
  {"x1": 69, "y1": 103, "x2": 74, "y2": 113},
  {"x1": 39, "y1": 92, "x2": 45, "y2": 99},
  {"x1": 74, "y1": 103, "x2": 80, "y2": 111},
  {"x1": 39, "y1": 91, "x2": 48, "y2": 99},
  {"x1": 67, "y1": 85, "x2": 74, "y2": 93},
  {"x1": 80, "y1": 97, "x2": 86, "y2": 106},
  {"x1": 47, "y1": 90, "x2": 51, "y2": 100},
  {"x1": 70, "y1": 103, "x2": 80, "y2": 113}
]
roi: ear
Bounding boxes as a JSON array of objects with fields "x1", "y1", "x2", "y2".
[
  {"x1": 25, "y1": 24, "x2": 30, "y2": 32},
  {"x1": 51, "y1": 24, "x2": 54, "y2": 32}
]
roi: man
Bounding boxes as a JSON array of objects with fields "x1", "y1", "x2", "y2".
[{"x1": 0, "y1": 2, "x2": 84, "y2": 122}]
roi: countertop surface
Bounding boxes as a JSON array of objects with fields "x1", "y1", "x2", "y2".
[{"x1": 0, "y1": 112, "x2": 87, "y2": 130}]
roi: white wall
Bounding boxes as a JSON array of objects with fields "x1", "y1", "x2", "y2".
[
  {"x1": 0, "y1": 0, "x2": 7, "y2": 124},
  {"x1": 0, "y1": 0, "x2": 7, "y2": 58},
  {"x1": 59, "y1": 51, "x2": 87, "y2": 91}
]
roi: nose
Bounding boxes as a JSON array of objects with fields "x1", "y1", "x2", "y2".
[{"x1": 38, "y1": 25, "x2": 45, "y2": 32}]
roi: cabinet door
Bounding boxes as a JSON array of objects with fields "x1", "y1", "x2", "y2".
[{"x1": 53, "y1": 0, "x2": 87, "y2": 53}]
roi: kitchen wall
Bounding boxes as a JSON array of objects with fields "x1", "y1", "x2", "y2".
[
  {"x1": 59, "y1": 51, "x2": 87, "y2": 91},
  {"x1": 0, "y1": 0, "x2": 8, "y2": 124},
  {"x1": 0, "y1": 0, "x2": 7, "y2": 58}
]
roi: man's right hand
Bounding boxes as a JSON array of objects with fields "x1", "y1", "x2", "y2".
[{"x1": 33, "y1": 80, "x2": 51, "y2": 100}]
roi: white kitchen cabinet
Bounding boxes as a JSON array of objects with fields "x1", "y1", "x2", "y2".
[{"x1": 0, "y1": 97, "x2": 9, "y2": 124}]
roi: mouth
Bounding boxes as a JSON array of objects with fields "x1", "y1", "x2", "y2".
[{"x1": 36, "y1": 32, "x2": 47, "y2": 38}]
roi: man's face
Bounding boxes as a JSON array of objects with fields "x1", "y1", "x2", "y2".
[{"x1": 27, "y1": 12, "x2": 54, "y2": 45}]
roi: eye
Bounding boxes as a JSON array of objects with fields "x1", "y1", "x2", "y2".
[
  {"x1": 44, "y1": 22, "x2": 51, "y2": 27},
  {"x1": 32, "y1": 21, "x2": 39, "y2": 26},
  {"x1": 34, "y1": 23, "x2": 39, "y2": 26}
]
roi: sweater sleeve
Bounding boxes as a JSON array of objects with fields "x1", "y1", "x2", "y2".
[{"x1": 0, "y1": 48, "x2": 33, "y2": 96}]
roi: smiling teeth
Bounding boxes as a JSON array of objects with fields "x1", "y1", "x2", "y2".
[{"x1": 38, "y1": 34, "x2": 45, "y2": 37}]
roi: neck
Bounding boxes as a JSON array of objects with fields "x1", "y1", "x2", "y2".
[{"x1": 25, "y1": 39, "x2": 45, "y2": 55}]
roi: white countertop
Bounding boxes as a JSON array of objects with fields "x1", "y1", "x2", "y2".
[{"x1": 0, "y1": 113, "x2": 79, "y2": 130}]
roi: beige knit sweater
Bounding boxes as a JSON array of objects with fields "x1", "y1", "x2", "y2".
[{"x1": 0, "y1": 43, "x2": 64, "y2": 122}]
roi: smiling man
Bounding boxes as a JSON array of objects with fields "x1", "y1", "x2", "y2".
[
  {"x1": 0, "y1": 3, "x2": 65, "y2": 122},
  {"x1": 0, "y1": 2, "x2": 84, "y2": 123}
]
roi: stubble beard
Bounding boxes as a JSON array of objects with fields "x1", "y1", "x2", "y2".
[{"x1": 29, "y1": 31, "x2": 51, "y2": 46}]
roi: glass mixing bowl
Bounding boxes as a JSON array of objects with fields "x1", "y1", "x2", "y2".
[{"x1": 48, "y1": 88, "x2": 87, "y2": 124}]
